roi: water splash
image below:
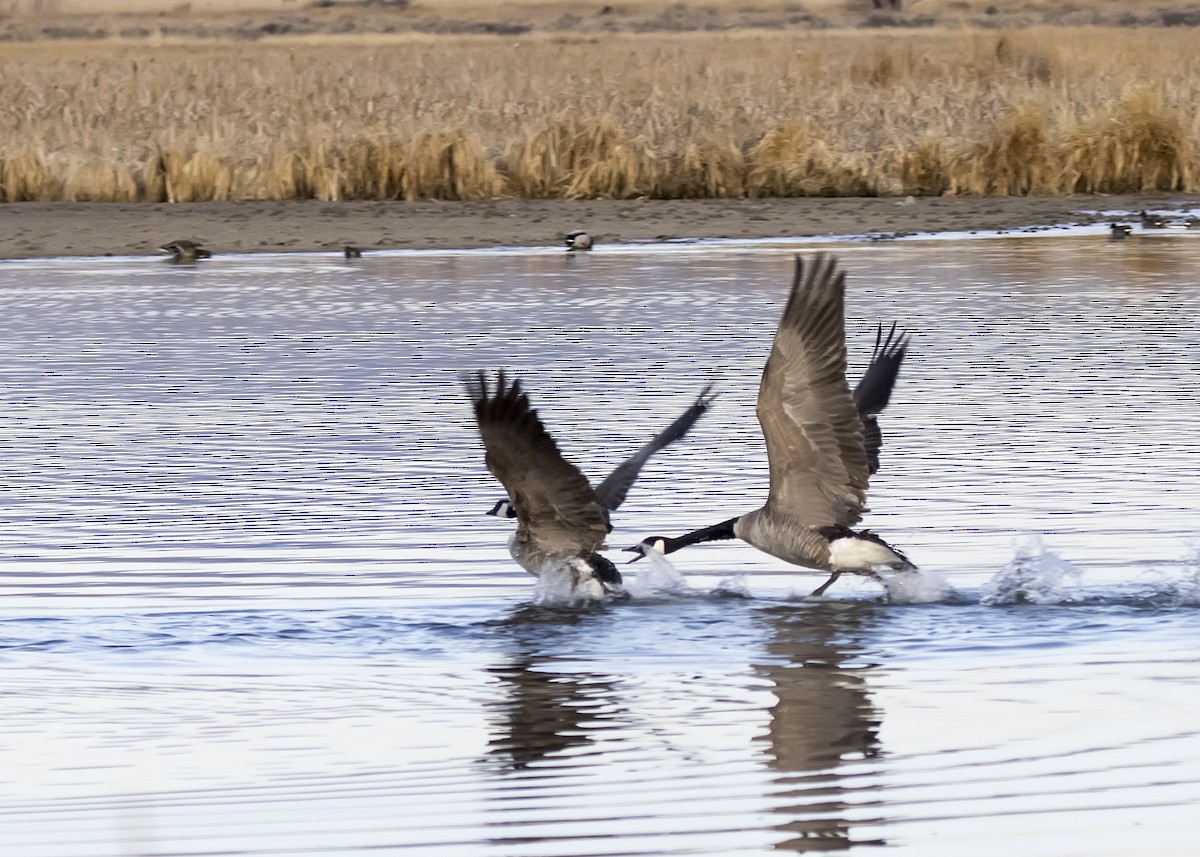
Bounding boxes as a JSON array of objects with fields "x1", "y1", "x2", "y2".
[
  {"x1": 626, "y1": 552, "x2": 693, "y2": 599},
  {"x1": 532, "y1": 559, "x2": 616, "y2": 606},
  {"x1": 1163, "y1": 544, "x2": 1200, "y2": 606},
  {"x1": 981, "y1": 535, "x2": 1082, "y2": 606},
  {"x1": 883, "y1": 568, "x2": 954, "y2": 604},
  {"x1": 712, "y1": 574, "x2": 752, "y2": 598}
]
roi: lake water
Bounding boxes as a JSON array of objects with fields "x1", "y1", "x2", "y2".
[{"x1": 1, "y1": 234, "x2": 1198, "y2": 856}]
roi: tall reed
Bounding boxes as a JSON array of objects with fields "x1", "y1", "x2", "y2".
[{"x1": 3, "y1": 27, "x2": 1200, "y2": 202}]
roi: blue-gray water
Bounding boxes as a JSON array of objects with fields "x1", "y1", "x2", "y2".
[{"x1": 1, "y1": 236, "x2": 1198, "y2": 856}]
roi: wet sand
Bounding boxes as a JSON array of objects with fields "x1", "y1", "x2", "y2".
[{"x1": 2, "y1": 195, "x2": 1197, "y2": 260}]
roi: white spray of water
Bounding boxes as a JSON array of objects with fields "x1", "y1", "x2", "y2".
[
  {"x1": 713, "y1": 574, "x2": 752, "y2": 598},
  {"x1": 1166, "y1": 543, "x2": 1200, "y2": 606},
  {"x1": 531, "y1": 558, "x2": 613, "y2": 606},
  {"x1": 626, "y1": 551, "x2": 693, "y2": 599},
  {"x1": 981, "y1": 535, "x2": 1082, "y2": 606},
  {"x1": 882, "y1": 568, "x2": 954, "y2": 604}
]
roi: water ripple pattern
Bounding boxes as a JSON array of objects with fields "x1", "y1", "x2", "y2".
[{"x1": 1, "y1": 237, "x2": 1199, "y2": 856}]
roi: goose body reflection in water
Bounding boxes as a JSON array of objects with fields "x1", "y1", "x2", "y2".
[
  {"x1": 478, "y1": 601, "x2": 888, "y2": 852},
  {"x1": 482, "y1": 607, "x2": 622, "y2": 771},
  {"x1": 755, "y1": 605, "x2": 885, "y2": 851}
]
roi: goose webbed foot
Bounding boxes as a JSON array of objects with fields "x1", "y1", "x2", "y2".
[{"x1": 810, "y1": 571, "x2": 842, "y2": 597}]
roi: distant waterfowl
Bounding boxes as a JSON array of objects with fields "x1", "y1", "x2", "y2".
[
  {"x1": 1140, "y1": 210, "x2": 1167, "y2": 229},
  {"x1": 627, "y1": 254, "x2": 914, "y2": 597},
  {"x1": 487, "y1": 383, "x2": 717, "y2": 521},
  {"x1": 565, "y1": 230, "x2": 593, "y2": 251},
  {"x1": 158, "y1": 239, "x2": 211, "y2": 263},
  {"x1": 344, "y1": 245, "x2": 363, "y2": 258},
  {"x1": 464, "y1": 370, "x2": 626, "y2": 599},
  {"x1": 1110, "y1": 224, "x2": 1131, "y2": 240}
]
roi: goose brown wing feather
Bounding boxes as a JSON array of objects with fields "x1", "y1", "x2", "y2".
[
  {"x1": 463, "y1": 371, "x2": 610, "y2": 553},
  {"x1": 756, "y1": 255, "x2": 869, "y2": 527}
]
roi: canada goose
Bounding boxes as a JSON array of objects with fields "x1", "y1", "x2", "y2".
[
  {"x1": 158, "y1": 239, "x2": 211, "y2": 263},
  {"x1": 344, "y1": 245, "x2": 363, "y2": 259},
  {"x1": 464, "y1": 370, "x2": 624, "y2": 599},
  {"x1": 565, "y1": 230, "x2": 593, "y2": 251},
  {"x1": 627, "y1": 254, "x2": 913, "y2": 597},
  {"x1": 1139, "y1": 210, "x2": 1167, "y2": 229},
  {"x1": 1109, "y1": 224, "x2": 1131, "y2": 240},
  {"x1": 487, "y1": 383, "x2": 716, "y2": 520}
]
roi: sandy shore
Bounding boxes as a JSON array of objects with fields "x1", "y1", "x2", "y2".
[{"x1": 2, "y1": 194, "x2": 1198, "y2": 260}]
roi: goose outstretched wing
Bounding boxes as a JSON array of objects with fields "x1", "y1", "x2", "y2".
[
  {"x1": 463, "y1": 371, "x2": 610, "y2": 552},
  {"x1": 756, "y1": 255, "x2": 869, "y2": 527},
  {"x1": 592, "y1": 383, "x2": 717, "y2": 512},
  {"x1": 852, "y1": 322, "x2": 908, "y2": 476}
]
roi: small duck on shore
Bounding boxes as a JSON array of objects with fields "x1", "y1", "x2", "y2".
[
  {"x1": 1109, "y1": 224, "x2": 1132, "y2": 240},
  {"x1": 1139, "y1": 210, "x2": 1167, "y2": 229},
  {"x1": 565, "y1": 230, "x2": 593, "y2": 251},
  {"x1": 158, "y1": 239, "x2": 211, "y2": 263}
]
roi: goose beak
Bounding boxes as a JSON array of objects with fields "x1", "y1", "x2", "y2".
[{"x1": 623, "y1": 546, "x2": 647, "y2": 564}]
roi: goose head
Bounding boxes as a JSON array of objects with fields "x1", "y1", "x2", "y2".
[
  {"x1": 624, "y1": 536, "x2": 675, "y2": 563},
  {"x1": 487, "y1": 499, "x2": 517, "y2": 519}
]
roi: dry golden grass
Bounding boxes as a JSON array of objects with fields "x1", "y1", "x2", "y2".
[{"x1": 3, "y1": 26, "x2": 1200, "y2": 202}]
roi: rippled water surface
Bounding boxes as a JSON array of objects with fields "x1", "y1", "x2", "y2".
[{"x1": 2, "y1": 237, "x2": 1199, "y2": 855}]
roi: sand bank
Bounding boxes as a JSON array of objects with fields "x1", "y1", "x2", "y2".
[{"x1": 2, "y1": 195, "x2": 1197, "y2": 260}]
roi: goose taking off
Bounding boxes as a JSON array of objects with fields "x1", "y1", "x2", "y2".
[
  {"x1": 487, "y1": 383, "x2": 717, "y2": 520},
  {"x1": 627, "y1": 254, "x2": 914, "y2": 597},
  {"x1": 464, "y1": 370, "x2": 624, "y2": 599}
]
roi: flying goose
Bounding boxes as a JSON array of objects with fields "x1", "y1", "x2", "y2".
[
  {"x1": 464, "y1": 370, "x2": 625, "y2": 598},
  {"x1": 487, "y1": 383, "x2": 716, "y2": 520},
  {"x1": 627, "y1": 254, "x2": 914, "y2": 597},
  {"x1": 158, "y1": 239, "x2": 211, "y2": 263},
  {"x1": 565, "y1": 230, "x2": 593, "y2": 251}
]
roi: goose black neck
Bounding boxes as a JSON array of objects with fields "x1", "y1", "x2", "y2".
[{"x1": 666, "y1": 517, "x2": 738, "y2": 553}]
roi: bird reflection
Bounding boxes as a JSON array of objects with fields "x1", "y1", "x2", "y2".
[
  {"x1": 754, "y1": 604, "x2": 885, "y2": 851},
  {"x1": 479, "y1": 602, "x2": 885, "y2": 849},
  {"x1": 483, "y1": 605, "x2": 619, "y2": 771}
]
